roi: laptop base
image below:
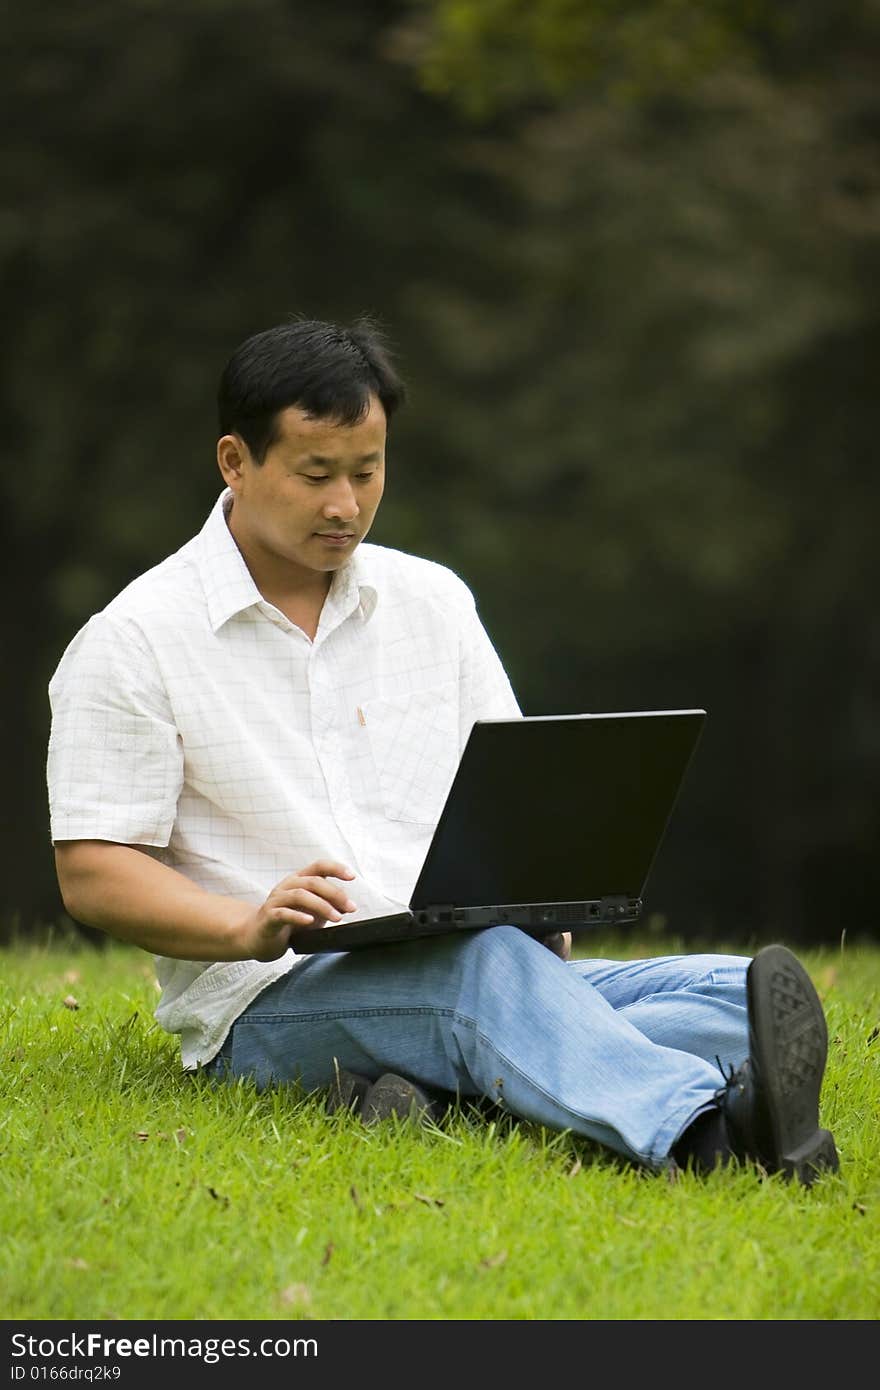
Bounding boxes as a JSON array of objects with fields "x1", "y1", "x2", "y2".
[{"x1": 289, "y1": 896, "x2": 642, "y2": 954}]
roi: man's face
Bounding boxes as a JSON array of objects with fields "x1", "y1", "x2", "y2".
[{"x1": 220, "y1": 394, "x2": 387, "y2": 583}]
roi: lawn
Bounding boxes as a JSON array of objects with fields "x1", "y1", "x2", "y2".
[{"x1": 2, "y1": 932, "x2": 878, "y2": 1321}]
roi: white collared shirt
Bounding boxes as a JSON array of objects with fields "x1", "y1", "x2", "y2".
[{"x1": 47, "y1": 489, "x2": 521, "y2": 1067}]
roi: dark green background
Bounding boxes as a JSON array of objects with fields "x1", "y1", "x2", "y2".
[{"x1": 5, "y1": 1, "x2": 878, "y2": 945}]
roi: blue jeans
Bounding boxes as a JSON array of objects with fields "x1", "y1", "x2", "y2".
[{"x1": 205, "y1": 926, "x2": 750, "y2": 1171}]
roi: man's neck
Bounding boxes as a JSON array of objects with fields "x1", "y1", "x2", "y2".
[
  {"x1": 264, "y1": 588, "x2": 329, "y2": 641},
  {"x1": 251, "y1": 564, "x2": 332, "y2": 640},
  {"x1": 226, "y1": 514, "x2": 333, "y2": 639}
]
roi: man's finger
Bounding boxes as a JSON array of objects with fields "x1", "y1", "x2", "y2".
[
  {"x1": 292, "y1": 876, "x2": 357, "y2": 911},
  {"x1": 274, "y1": 888, "x2": 355, "y2": 921},
  {"x1": 539, "y1": 930, "x2": 571, "y2": 960},
  {"x1": 266, "y1": 907, "x2": 314, "y2": 927},
  {"x1": 295, "y1": 860, "x2": 356, "y2": 880}
]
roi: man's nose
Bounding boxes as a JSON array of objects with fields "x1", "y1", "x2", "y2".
[{"x1": 322, "y1": 478, "x2": 359, "y2": 521}]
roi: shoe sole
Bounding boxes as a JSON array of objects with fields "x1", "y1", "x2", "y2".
[{"x1": 747, "y1": 945, "x2": 839, "y2": 1185}]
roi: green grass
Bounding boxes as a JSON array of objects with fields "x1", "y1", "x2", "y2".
[{"x1": 1, "y1": 933, "x2": 879, "y2": 1321}]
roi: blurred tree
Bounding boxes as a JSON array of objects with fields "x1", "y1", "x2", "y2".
[
  {"x1": 396, "y1": 0, "x2": 766, "y2": 116},
  {"x1": 383, "y1": 0, "x2": 880, "y2": 938}
]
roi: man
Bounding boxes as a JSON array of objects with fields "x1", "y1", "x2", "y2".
[{"x1": 47, "y1": 316, "x2": 839, "y2": 1184}]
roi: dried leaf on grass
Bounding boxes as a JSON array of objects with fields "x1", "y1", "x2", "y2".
[
  {"x1": 279, "y1": 1283, "x2": 312, "y2": 1308},
  {"x1": 480, "y1": 1250, "x2": 507, "y2": 1269}
]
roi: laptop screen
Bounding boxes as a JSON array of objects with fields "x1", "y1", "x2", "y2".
[{"x1": 410, "y1": 710, "x2": 705, "y2": 909}]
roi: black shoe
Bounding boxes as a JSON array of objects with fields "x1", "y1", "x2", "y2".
[
  {"x1": 325, "y1": 1067, "x2": 371, "y2": 1115},
  {"x1": 360, "y1": 1073, "x2": 444, "y2": 1126},
  {"x1": 719, "y1": 945, "x2": 839, "y2": 1186},
  {"x1": 671, "y1": 1105, "x2": 735, "y2": 1175}
]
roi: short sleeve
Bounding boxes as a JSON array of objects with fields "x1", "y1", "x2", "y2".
[
  {"x1": 47, "y1": 613, "x2": 183, "y2": 846},
  {"x1": 455, "y1": 583, "x2": 522, "y2": 750}
]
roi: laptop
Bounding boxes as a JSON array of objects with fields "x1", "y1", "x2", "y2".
[{"x1": 288, "y1": 708, "x2": 706, "y2": 954}]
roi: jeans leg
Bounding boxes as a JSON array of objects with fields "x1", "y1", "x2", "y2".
[
  {"x1": 568, "y1": 953, "x2": 750, "y2": 1069},
  {"x1": 211, "y1": 926, "x2": 745, "y2": 1170}
]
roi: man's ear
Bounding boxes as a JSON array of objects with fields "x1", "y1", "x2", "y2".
[{"x1": 217, "y1": 434, "x2": 249, "y2": 490}]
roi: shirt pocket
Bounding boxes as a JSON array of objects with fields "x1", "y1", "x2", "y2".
[{"x1": 360, "y1": 682, "x2": 460, "y2": 825}]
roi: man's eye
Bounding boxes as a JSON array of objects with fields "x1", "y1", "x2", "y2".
[
  {"x1": 304, "y1": 475, "x2": 329, "y2": 484},
  {"x1": 356, "y1": 472, "x2": 376, "y2": 482}
]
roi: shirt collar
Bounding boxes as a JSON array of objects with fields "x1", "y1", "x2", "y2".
[{"x1": 194, "y1": 488, "x2": 378, "y2": 633}]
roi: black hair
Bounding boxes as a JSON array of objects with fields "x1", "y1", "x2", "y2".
[{"x1": 217, "y1": 315, "x2": 406, "y2": 463}]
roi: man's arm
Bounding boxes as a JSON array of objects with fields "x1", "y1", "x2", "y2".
[{"x1": 54, "y1": 841, "x2": 357, "y2": 963}]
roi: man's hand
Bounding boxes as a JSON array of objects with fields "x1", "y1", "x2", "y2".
[
  {"x1": 538, "y1": 930, "x2": 572, "y2": 961},
  {"x1": 241, "y1": 860, "x2": 358, "y2": 961},
  {"x1": 53, "y1": 841, "x2": 359, "y2": 963}
]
